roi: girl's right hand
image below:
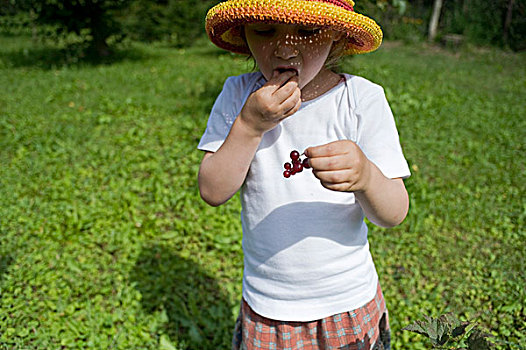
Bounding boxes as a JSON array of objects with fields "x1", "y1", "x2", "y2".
[{"x1": 239, "y1": 70, "x2": 301, "y2": 137}]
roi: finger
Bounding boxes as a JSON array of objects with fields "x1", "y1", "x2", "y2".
[
  {"x1": 320, "y1": 181, "x2": 353, "y2": 192},
  {"x1": 273, "y1": 76, "x2": 299, "y2": 101},
  {"x1": 266, "y1": 70, "x2": 297, "y2": 89},
  {"x1": 280, "y1": 85, "x2": 301, "y2": 108},
  {"x1": 313, "y1": 169, "x2": 357, "y2": 192},
  {"x1": 313, "y1": 168, "x2": 355, "y2": 184},
  {"x1": 308, "y1": 153, "x2": 352, "y2": 171},
  {"x1": 304, "y1": 141, "x2": 349, "y2": 159},
  {"x1": 281, "y1": 89, "x2": 302, "y2": 118}
]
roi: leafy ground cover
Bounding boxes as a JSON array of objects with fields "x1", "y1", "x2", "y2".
[{"x1": 0, "y1": 35, "x2": 524, "y2": 349}]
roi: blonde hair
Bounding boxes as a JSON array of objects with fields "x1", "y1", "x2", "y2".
[{"x1": 325, "y1": 37, "x2": 347, "y2": 71}]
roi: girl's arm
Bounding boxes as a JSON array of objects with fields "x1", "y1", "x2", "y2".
[
  {"x1": 198, "y1": 118, "x2": 262, "y2": 206},
  {"x1": 199, "y1": 71, "x2": 301, "y2": 206},
  {"x1": 305, "y1": 140, "x2": 409, "y2": 227}
]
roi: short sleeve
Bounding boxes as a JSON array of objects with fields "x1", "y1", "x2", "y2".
[
  {"x1": 354, "y1": 84, "x2": 410, "y2": 179},
  {"x1": 197, "y1": 76, "x2": 240, "y2": 152},
  {"x1": 198, "y1": 72, "x2": 264, "y2": 153}
]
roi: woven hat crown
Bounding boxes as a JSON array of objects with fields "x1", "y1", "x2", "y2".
[{"x1": 205, "y1": 0, "x2": 383, "y2": 55}]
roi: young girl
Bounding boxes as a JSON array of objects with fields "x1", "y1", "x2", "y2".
[{"x1": 198, "y1": 1, "x2": 410, "y2": 349}]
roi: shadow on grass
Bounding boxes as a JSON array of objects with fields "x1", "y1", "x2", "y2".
[
  {"x1": 0, "y1": 254, "x2": 13, "y2": 285},
  {"x1": 0, "y1": 44, "x2": 152, "y2": 70},
  {"x1": 131, "y1": 243, "x2": 234, "y2": 350}
]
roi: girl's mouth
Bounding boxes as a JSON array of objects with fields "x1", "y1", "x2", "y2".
[{"x1": 275, "y1": 67, "x2": 298, "y2": 76}]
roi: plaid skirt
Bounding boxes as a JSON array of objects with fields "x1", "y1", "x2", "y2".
[{"x1": 232, "y1": 284, "x2": 390, "y2": 350}]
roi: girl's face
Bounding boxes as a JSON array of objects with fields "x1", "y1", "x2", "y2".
[{"x1": 244, "y1": 23, "x2": 343, "y2": 99}]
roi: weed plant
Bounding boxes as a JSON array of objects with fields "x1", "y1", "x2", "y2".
[{"x1": 0, "y1": 36, "x2": 524, "y2": 349}]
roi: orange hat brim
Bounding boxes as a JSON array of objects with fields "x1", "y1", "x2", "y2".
[{"x1": 206, "y1": 0, "x2": 383, "y2": 55}]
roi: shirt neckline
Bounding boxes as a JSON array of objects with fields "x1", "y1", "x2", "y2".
[
  {"x1": 300, "y1": 74, "x2": 348, "y2": 109},
  {"x1": 254, "y1": 72, "x2": 349, "y2": 109}
]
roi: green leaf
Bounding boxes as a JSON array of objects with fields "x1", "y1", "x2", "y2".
[
  {"x1": 403, "y1": 316, "x2": 433, "y2": 336},
  {"x1": 439, "y1": 313, "x2": 470, "y2": 338},
  {"x1": 403, "y1": 314, "x2": 450, "y2": 346},
  {"x1": 402, "y1": 313, "x2": 472, "y2": 346},
  {"x1": 451, "y1": 321, "x2": 471, "y2": 338},
  {"x1": 159, "y1": 334, "x2": 178, "y2": 350},
  {"x1": 467, "y1": 329, "x2": 495, "y2": 350}
]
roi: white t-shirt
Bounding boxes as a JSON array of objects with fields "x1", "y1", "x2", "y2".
[{"x1": 198, "y1": 72, "x2": 410, "y2": 321}]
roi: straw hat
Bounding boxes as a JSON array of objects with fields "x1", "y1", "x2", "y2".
[{"x1": 205, "y1": 0, "x2": 383, "y2": 55}]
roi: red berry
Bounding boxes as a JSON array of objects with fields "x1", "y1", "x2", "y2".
[
  {"x1": 293, "y1": 162, "x2": 303, "y2": 173},
  {"x1": 283, "y1": 150, "x2": 312, "y2": 177},
  {"x1": 290, "y1": 150, "x2": 300, "y2": 161}
]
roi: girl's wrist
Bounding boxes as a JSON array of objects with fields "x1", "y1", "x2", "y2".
[
  {"x1": 355, "y1": 160, "x2": 380, "y2": 194},
  {"x1": 236, "y1": 112, "x2": 266, "y2": 140}
]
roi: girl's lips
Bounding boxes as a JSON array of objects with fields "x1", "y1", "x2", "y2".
[{"x1": 274, "y1": 67, "x2": 298, "y2": 76}]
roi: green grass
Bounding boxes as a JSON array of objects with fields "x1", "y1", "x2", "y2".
[{"x1": 0, "y1": 35, "x2": 524, "y2": 349}]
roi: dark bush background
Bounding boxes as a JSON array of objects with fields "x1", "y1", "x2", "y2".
[{"x1": 1, "y1": 0, "x2": 525, "y2": 57}]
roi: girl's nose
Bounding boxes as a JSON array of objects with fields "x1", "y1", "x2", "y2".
[{"x1": 274, "y1": 37, "x2": 299, "y2": 59}]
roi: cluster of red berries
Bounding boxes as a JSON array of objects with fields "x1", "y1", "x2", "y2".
[{"x1": 283, "y1": 150, "x2": 311, "y2": 178}]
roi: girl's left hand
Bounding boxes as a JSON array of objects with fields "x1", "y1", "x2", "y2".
[{"x1": 304, "y1": 140, "x2": 373, "y2": 193}]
